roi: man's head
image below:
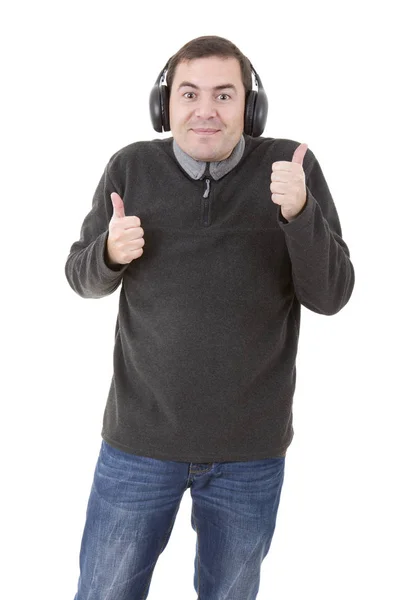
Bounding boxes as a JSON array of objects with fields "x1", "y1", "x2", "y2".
[{"x1": 166, "y1": 36, "x2": 253, "y2": 162}]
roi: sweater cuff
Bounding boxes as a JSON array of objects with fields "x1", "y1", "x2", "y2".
[
  {"x1": 277, "y1": 186, "x2": 315, "y2": 231},
  {"x1": 99, "y1": 231, "x2": 129, "y2": 275}
]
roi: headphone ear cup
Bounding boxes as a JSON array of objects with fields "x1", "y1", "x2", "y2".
[
  {"x1": 244, "y1": 91, "x2": 257, "y2": 136},
  {"x1": 160, "y1": 85, "x2": 170, "y2": 132},
  {"x1": 149, "y1": 83, "x2": 163, "y2": 133},
  {"x1": 251, "y1": 88, "x2": 268, "y2": 138}
]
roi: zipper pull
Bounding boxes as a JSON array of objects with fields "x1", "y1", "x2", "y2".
[{"x1": 203, "y1": 178, "x2": 211, "y2": 198}]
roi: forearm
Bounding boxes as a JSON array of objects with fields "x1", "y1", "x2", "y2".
[
  {"x1": 279, "y1": 190, "x2": 355, "y2": 315},
  {"x1": 65, "y1": 231, "x2": 126, "y2": 298}
]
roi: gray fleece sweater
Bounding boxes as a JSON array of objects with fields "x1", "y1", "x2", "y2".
[{"x1": 65, "y1": 134, "x2": 355, "y2": 462}]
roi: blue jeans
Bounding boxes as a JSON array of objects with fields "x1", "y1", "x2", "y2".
[{"x1": 74, "y1": 440, "x2": 285, "y2": 600}]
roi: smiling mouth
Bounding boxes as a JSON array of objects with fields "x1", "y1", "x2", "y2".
[{"x1": 191, "y1": 129, "x2": 220, "y2": 135}]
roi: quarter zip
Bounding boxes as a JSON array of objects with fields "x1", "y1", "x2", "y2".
[
  {"x1": 203, "y1": 179, "x2": 211, "y2": 198},
  {"x1": 201, "y1": 163, "x2": 212, "y2": 227}
]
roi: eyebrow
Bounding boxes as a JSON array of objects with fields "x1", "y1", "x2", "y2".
[{"x1": 177, "y1": 81, "x2": 237, "y2": 93}]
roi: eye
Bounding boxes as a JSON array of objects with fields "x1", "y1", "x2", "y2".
[
  {"x1": 218, "y1": 94, "x2": 230, "y2": 100},
  {"x1": 183, "y1": 92, "x2": 196, "y2": 99}
]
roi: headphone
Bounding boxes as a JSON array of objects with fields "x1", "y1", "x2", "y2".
[{"x1": 149, "y1": 59, "x2": 268, "y2": 137}]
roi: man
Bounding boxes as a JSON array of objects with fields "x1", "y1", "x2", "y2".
[{"x1": 66, "y1": 35, "x2": 355, "y2": 600}]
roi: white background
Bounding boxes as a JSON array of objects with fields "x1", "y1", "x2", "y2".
[{"x1": 1, "y1": 1, "x2": 399, "y2": 598}]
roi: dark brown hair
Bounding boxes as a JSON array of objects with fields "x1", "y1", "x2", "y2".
[{"x1": 165, "y1": 35, "x2": 253, "y2": 93}]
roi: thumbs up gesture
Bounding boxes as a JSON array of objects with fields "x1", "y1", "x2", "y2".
[
  {"x1": 106, "y1": 192, "x2": 145, "y2": 265},
  {"x1": 270, "y1": 143, "x2": 308, "y2": 222}
]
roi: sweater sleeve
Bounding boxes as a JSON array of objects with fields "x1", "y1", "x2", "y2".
[
  {"x1": 64, "y1": 162, "x2": 129, "y2": 299},
  {"x1": 277, "y1": 150, "x2": 355, "y2": 315}
]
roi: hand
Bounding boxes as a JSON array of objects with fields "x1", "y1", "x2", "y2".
[
  {"x1": 107, "y1": 192, "x2": 145, "y2": 265},
  {"x1": 270, "y1": 143, "x2": 308, "y2": 222}
]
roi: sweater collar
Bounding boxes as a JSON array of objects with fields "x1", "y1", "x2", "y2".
[{"x1": 172, "y1": 135, "x2": 245, "y2": 180}]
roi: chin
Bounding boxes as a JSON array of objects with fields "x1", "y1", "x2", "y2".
[
  {"x1": 190, "y1": 143, "x2": 228, "y2": 162},
  {"x1": 192, "y1": 149, "x2": 219, "y2": 161}
]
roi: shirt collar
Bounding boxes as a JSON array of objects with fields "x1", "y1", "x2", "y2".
[{"x1": 173, "y1": 135, "x2": 245, "y2": 180}]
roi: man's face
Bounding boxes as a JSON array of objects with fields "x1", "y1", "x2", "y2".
[{"x1": 169, "y1": 56, "x2": 246, "y2": 162}]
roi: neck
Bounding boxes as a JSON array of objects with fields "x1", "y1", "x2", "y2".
[{"x1": 172, "y1": 136, "x2": 245, "y2": 180}]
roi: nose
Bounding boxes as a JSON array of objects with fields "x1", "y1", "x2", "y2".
[{"x1": 194, "y1": 98, "x2": 217, "y2": 119}]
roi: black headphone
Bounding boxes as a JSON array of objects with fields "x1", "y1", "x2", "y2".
[{"x1": 149, "y1": 59, "x2": 268, "y2": 137}]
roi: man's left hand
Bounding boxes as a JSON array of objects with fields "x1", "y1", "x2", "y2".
[{"x1": 270, "y1": 143, "x2": 308, "y2": 222}]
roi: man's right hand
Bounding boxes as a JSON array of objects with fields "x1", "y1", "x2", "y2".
[{"x1": 106, "y1": 192, "x2": 145, "y2": 265}]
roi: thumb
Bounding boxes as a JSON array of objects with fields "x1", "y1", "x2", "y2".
[
  {"x1": 110, "y1": 192, "x2": 125, "y2": 219},
  {"x1": 292, "y1": 143, "x2": 308, "y2": 166}
]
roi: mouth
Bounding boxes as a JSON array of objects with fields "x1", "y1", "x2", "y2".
[{"x1": 191, "y1": 129, "x2": 220, "y2": 136}]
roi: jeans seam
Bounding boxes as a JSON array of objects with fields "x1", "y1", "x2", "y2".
[
  {"x1": 191, "y1": 502, "x2": 201, "y2": 598},
  {"x1": 141, "y1": 498, "x2": 183, "y2": 599}
]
